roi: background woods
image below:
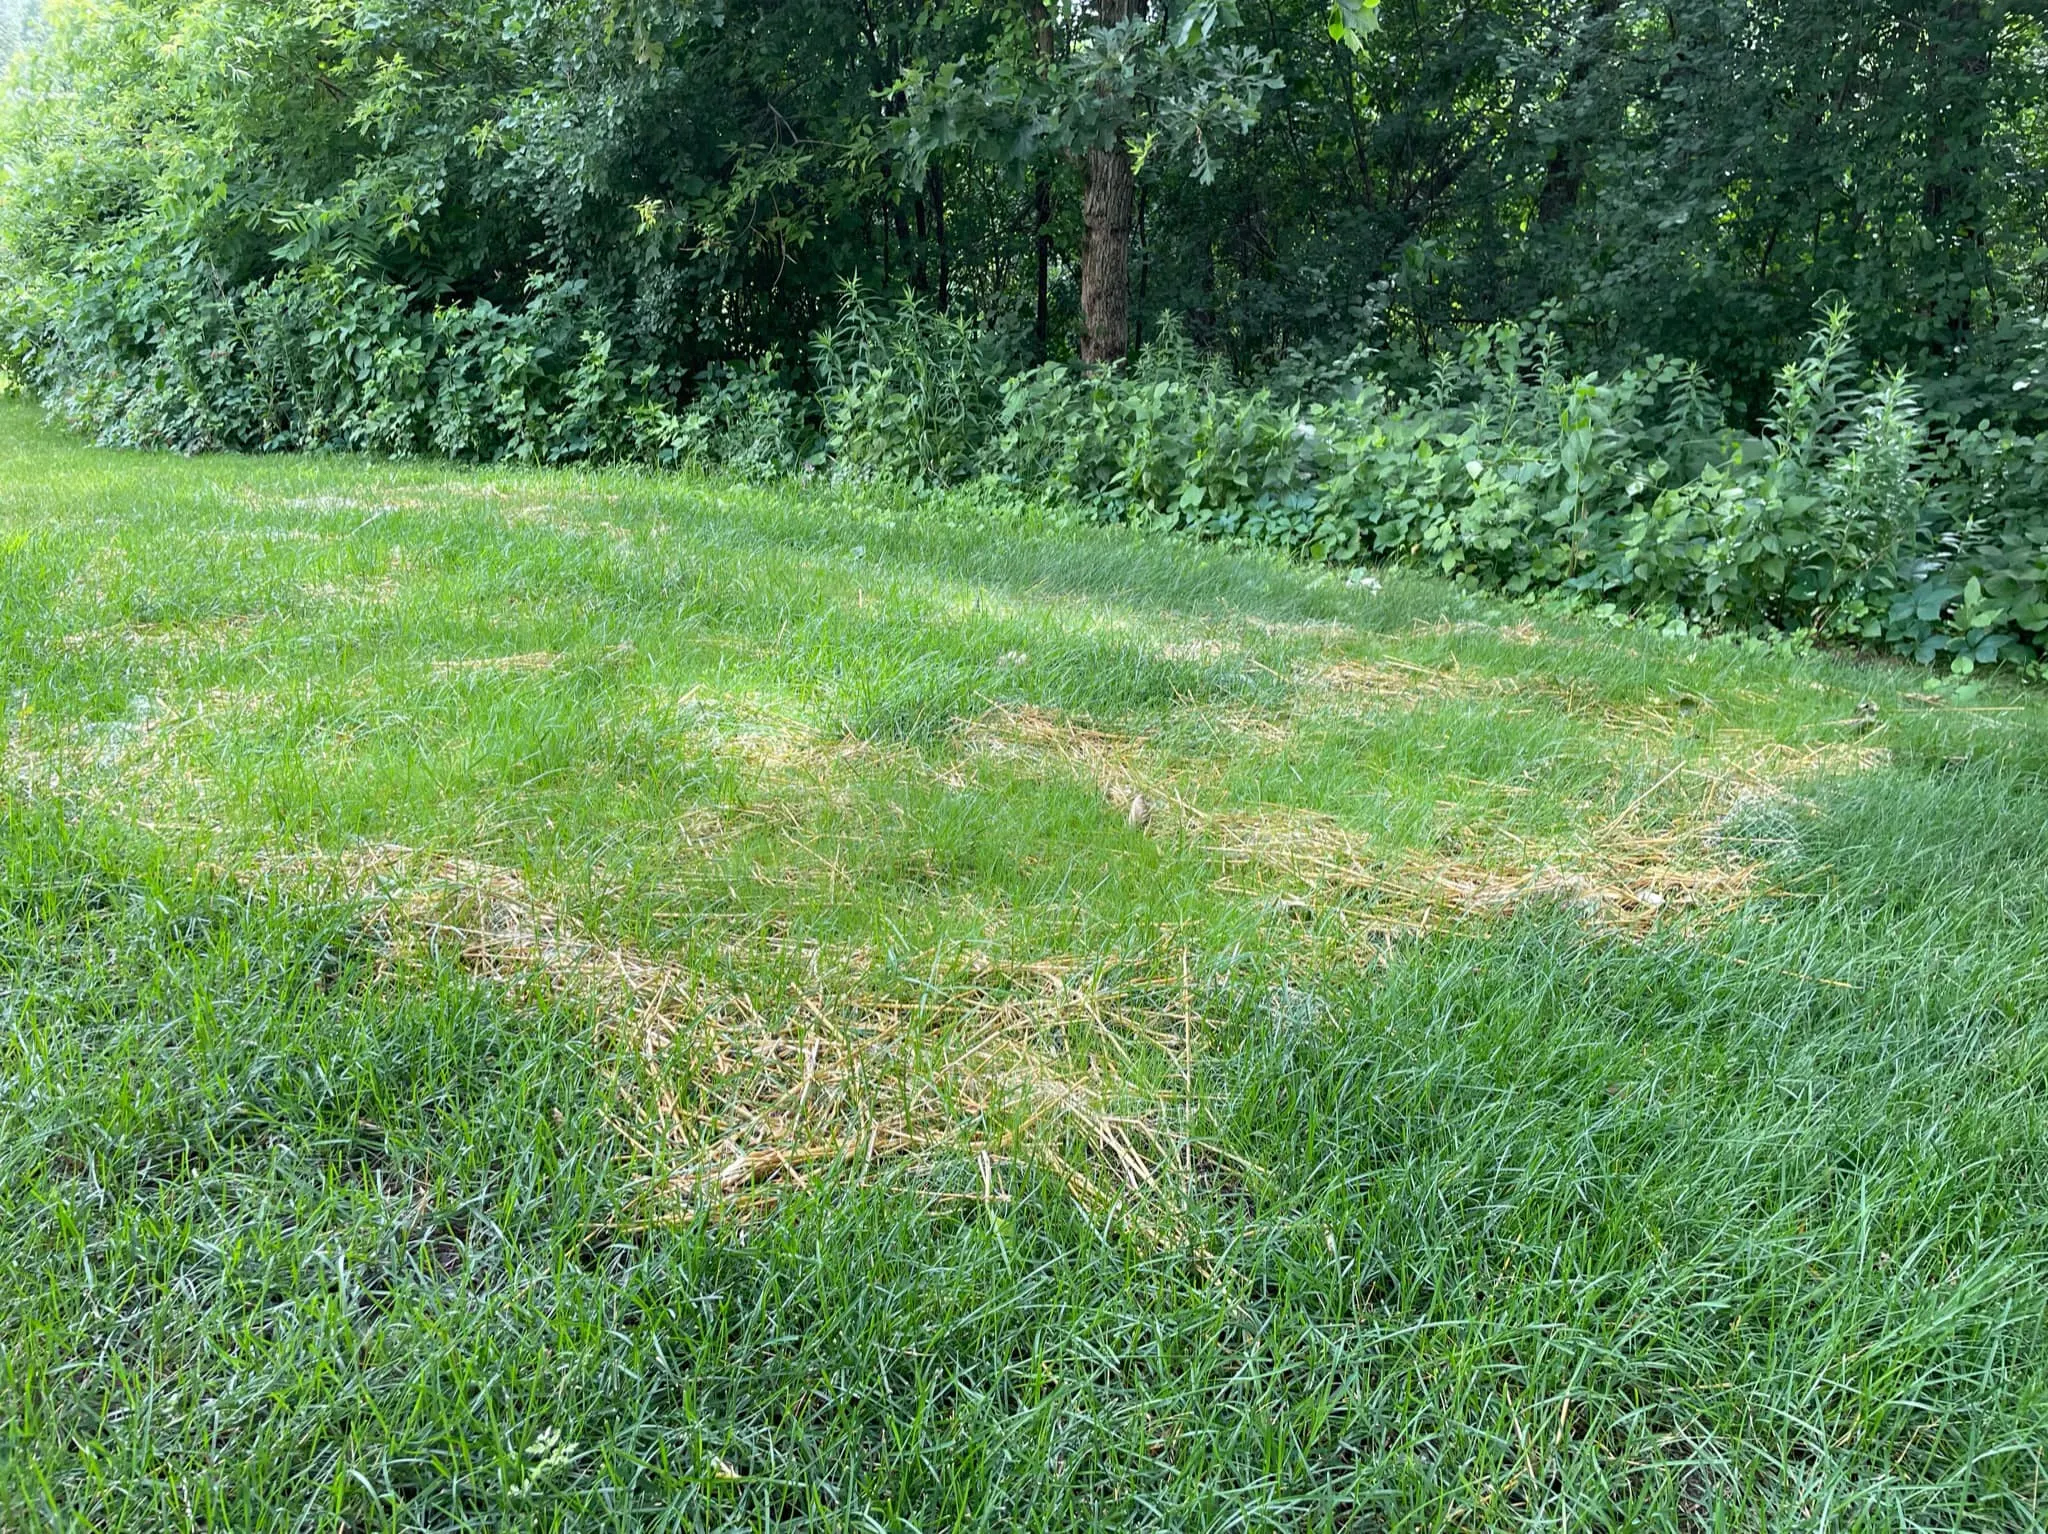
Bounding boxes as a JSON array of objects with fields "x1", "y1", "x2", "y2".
[{"x1": 6, "y1": 0, "x2": 2046, "y2": 413}]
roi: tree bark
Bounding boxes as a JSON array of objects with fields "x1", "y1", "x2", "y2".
[
  {"x1": 1534, "y1": 0, "x2": 1619, "y2": 229},
  {"x1": 1028, "y1": 0, "x2": 1059, "y2": 357},
  {"x1": 927, "y1": 161, "x2": 949, "y2": 310},
  {"x1": 1080, "y1": 142, "x2": 1136, "y2": 362},
  {"x1": 912, "y1": 193, "x2": 929, "y2": 293},
  {"x1": 1921, "y1": 0, "x2": 1994, "y2": 349},
  {"x1": 1034, "y1": 169, "x2": 1052, "y2": 357},
  {"x1": 1078, "y1": 0, "x2": 1136, "y2": 364}
]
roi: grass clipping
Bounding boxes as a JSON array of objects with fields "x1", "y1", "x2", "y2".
[
  {"x1": 277, "y1": 847, "x2": 1188, "y2": 1223},
  {"x1": 965, "y1": 689, "x2": 1886, "y2": 939}
]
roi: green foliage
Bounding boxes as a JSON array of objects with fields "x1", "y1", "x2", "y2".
[
  {"x1": 827, "y1": 300, "x2": 2048, "y2": 673},
  {"x1": 8, "y1": 0, "x2": 2048, "y2": 423},
  {"x1": 0, "y1": 0, "x2": 34, "y2": 57},
  {"x1": 0, "y1": 0, "x2": 996, "y2": 444},
  {"x1": 660, "y1": 355, "x2": 815, "y2": 480},
  {"x1": 813, "y1": 285, "x2": 1005, "y2": 487},
  {"x1": 9, "y1": 259, "x2": 694, "y2": 462},
  {"x1": 0, "y1": 0, "x2": 2044, "y2": 677},
  {"x1": 890, "y1": 0, "x2": 1282, "y2": 188}
]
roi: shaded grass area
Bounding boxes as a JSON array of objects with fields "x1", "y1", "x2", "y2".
[{"x1": 4, "y1": 401, "x2": 2048, "y2": 1527}]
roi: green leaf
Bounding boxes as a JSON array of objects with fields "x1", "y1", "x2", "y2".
[{"x1": 1326, "y1": 0, "x2": 1379, "y2": 52}]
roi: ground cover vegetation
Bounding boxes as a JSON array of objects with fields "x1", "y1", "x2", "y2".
[
  {"x1": 5, "y1": 0, "x2": 2048, "y2": 673},
  {"x1": 7, "y1": 403, "x2": 2048, "y2": 1526}
]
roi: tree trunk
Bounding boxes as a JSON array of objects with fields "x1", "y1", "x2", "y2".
[
  {"x1": 1921, "y1": 0, "x2": 1994, "y2": 350},
  {"x1": 1134, "y1": 183, "x2": 1148, "y2": 355},
  {"x1": 1535, "y1": 0, "x2": 1619, "y2": 229},
  {"x1": 912, "y1": 193, "x2": 929, "y2": 293},
  {"x1": 1079, "y1": 0, "x2": 1135, "y2": 364},
  {"x1": 1034, "y1": 170, "x2": 1052, "y2": 358},
  {"x1": 1029, "y1": 0, "x2": 1058, "y2": 357},
  {"x1": 1080, "y1": 144, "x2": 1135, "y2": 362},
  {"x1": 927, "y1": 161, "x2": 949, "y2": 310}
]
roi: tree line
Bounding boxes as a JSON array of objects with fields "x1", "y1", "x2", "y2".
[{"x1": 2, "y1": 0, "x2": 2045, "y2": 425}]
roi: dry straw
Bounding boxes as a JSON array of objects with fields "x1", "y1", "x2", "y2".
[{"x1": 250, "y1": 844, "x2": 1191, "y2": 1225}]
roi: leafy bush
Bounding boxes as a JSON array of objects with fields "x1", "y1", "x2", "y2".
[
  {"x1": 2, "y1": 247, "x2": 833, "y2": 477},
  {"x1": 663, "y1": 355, "x2": 815, "y2": 480},
  {"x1": 813, "y1": 286, "x2": 1008, "y2": 488},
  {"x1": 814, "y1": 298, "x2": 2048, "y2": 675}
]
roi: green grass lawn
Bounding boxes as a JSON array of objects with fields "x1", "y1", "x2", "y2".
[{"x1": 4, "y1": 397, "x2": 2048, "y2": 1529}]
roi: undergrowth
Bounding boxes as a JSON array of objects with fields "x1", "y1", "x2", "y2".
[
  {"x1": 11, "y1": 270, "x2": 2042, "y2": 677},
  {"x1": 811, "y1": 295, "x2": 2048, "y2": 677}
]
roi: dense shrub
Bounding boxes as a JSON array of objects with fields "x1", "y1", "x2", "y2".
[
  {"x1": 0, "y1": 251, "x2": 833, "y2": 476},
  {"x1": 812, "y1": 288, "x2": 1013, "y2": 488},
  {"x1": 3, "y1": 182, "x2": 2041, "y2": 674},
  {"x1": 7, "y1": 260, "x2": 654, "y2": 461},
  {"x1": 823, "y1": 299, "x2": 2048, "y2": 675}
]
